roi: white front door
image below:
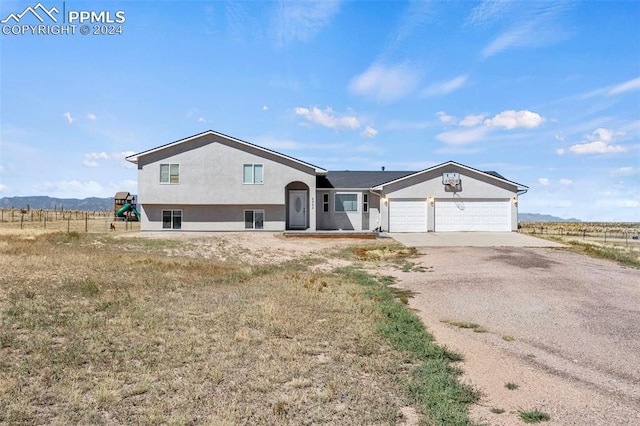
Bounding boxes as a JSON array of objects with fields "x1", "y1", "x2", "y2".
[{"x1": 288, "y1": 190, "x2": 307, "y2": 229}]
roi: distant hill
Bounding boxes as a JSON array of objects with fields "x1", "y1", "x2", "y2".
[
  {"x1": 518, "y1": 212, "x2": 582, "y2": 222},
  {"x1": 0, "y1": 196, "x2": 113, "y2": 211}
]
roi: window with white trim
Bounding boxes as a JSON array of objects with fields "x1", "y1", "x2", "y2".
[
  {"x1": 244, "y1": 210, "x2": 264, "y2": 229},
  {"x1": 243, "y1": 164, "x2": 263, "y2": 184},
  {"x1": 160, "y1": 164, "x2": 179, "y2": 184},
  {"x1": 323, "y1": 193, "x2": 329, "y2": 212},
  {"x1": 363, "y1": 193, "x2": 369, "y2": 213},
  {"x1": 335, "y1": 193, "x2": 358, "y2": 212},
  {"x1": 162, "y1": 210, "x2": 182, "y2": 229}
]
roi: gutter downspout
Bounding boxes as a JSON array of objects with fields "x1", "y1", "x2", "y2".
[{"x1": 369, "y1": 188, "x2": 385, "y2": 232}]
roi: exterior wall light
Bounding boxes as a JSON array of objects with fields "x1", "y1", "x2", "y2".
[
  {"x1": 513, "y1": 197, "x2": 518, "y2": 206},
  {"x1": 429, "y1": 197, "x2": 434, "y2": 206}
]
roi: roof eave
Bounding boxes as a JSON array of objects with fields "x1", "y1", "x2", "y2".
[
  {"x1": 372, "y1": 161, "x2": 527, "y2": 191},
  {"x1": 125, "y1": 130, "x2": 327, "y2": 174}
]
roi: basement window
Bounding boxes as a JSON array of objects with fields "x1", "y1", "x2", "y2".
[
  {"x1": 162, "y1": 210, "x2": 182, "y2": 229},
  {"x1": 244, "y1": 210, "x2": 264, "y2": 229}
]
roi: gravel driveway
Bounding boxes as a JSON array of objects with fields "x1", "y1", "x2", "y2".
[{"x1": 385, "y1": 246, "x2": 640, "y2": 425}]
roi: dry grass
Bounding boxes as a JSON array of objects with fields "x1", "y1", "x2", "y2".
[
  {"x1": 0, "y1": 231, "x2": 416, "y2": 424},
  {"x1": 0, "y1": 209, "x2": 139, "y2": 234}
]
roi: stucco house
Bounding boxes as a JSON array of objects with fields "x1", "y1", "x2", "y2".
[{"x1": 126, "y1": 130, "x2": 528, "y2": 233}]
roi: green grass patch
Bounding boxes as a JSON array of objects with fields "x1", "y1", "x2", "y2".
[
  {"x1": 490, "y1": 408, "x2": 505, "y2": 414},
  {"x1": 502, "y1": 335, "x2": 515, "y2": 341},
  {"x1": 335, "y1": 266, "x2": 479, "y2": 425},
  {"x1": 442, "y1": 319, "x2": 488, "y2": 333},
  {"x1": 518, "y1": 409, "x2": 551, "y2": 423},
  {"x1": 505, "y1": 382, "x2": 519, "y2": 390}
]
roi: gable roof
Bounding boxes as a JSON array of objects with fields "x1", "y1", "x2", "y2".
[
  {"x1": 371, "y1": 161, "x2": 528, "y2": 191},
  {"x1": 318, "y1": 171, "x2": 417, "y2": 189},
  {"x1": 126, "y1": 130, "x2": 327, "y2": 175}
]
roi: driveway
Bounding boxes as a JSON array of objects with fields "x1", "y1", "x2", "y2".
[
  {"x1": 384, "y1": 246, "x2": 640, "y2": 425},
  {"x1": 387, "y1": 231, "x2": 566, "y2": 247}
]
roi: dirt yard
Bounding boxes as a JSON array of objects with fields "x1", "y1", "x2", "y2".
[
  {"x1": 120, "y1": 232, "x2": 640, "y2": 425},
  {"x1": 383, "y1": 246, "x2": 640, "y2": 425}
]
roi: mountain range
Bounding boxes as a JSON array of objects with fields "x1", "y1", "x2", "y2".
[
  {"x1": 0, "y1": 196, "x2": 114, "y2": 211},
  {"x1": 0, "y1": 196, "x2": 582, "y2": 222}
]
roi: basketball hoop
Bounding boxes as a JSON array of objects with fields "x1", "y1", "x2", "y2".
[{"x1": 447, "y1": 179, "x2": 457, "y2": 187}]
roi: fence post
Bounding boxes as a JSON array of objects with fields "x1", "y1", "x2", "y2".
[
  {"x1": 21, "y1": 214, "x2": 24, "y2": 229},
  {"x1": 85, "y1": 212, "x2": 88, "y2": 232},
  {"x1": 67, "y1": 216, "x2": 70, "y2": 233},
  {"x1": 44, "y1": 213, "x2": 47, "y2": 229},
  {"x1": 604, "y1": 229, "x2": 607, "y2": 244}
]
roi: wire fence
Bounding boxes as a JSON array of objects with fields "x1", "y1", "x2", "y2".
[
  {"x1": 0, "y1": 209, "x2": 140, "y2": 233},
  {"x1": 519, "y1": 222, "x2": 640, "y2": 248}
]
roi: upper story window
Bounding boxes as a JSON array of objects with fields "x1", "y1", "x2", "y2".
[
  {"x1": 160, "y1": 164, "x2": 179, "y2": 184},
  {"x1": 335, "y1": 193, "x2": 358, "y2": 212},
  {"x1": 322, "y1": 193, "x2": 329, "y2": 212},
  {"x1": 243, "y1": 164, "x2": 263, "y2": 184}
]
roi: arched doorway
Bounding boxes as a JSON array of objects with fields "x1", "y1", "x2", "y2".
[{"x1": 285, "y1": 182, "x2": 309, "y2": 230}]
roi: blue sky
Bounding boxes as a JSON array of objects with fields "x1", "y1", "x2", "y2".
[{"x1": 1, "y1": 0, "x2": 638, "y2": 221}]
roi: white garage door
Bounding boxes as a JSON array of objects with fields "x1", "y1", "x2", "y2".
[
  {"x1": 435, "y1": 199, "x2": 511, "y2": 232},
  {"x1": 389, "y1": 200, "x2": 427, "y2": 232}
]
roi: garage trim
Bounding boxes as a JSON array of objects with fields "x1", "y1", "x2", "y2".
[
  {"x1": 434, "y1": 198, "x2": 510, "y2": 232},
  {"x1": 388, "y1": 199, "x2": 427, "y2": 232}
]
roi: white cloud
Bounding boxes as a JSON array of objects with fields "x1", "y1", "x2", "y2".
[
  {"x1": 576, "y1": 76, "x2": 640, "y2": 100},
  {"x1": 568, "y1": 128, "x2": 627, "y2": 154},
  {"x1": 197, "y1": 117, "x2": 206, "y2": 123},
  {"x1": 538, "y1": 178, "x2": 550, "y2": 186},
  {"x1": 556, "y1": 148, "x2": 566, "y2": 155},
  {"x1": 480, "y1": 3, "x2": 571, "y2": 57},
  {"x1": 466, "y1": 0, "x2": 512, "y2": 27},
  {"x1": 559, "y1": 179, "x2": 572, "y2": 186},
  {"x1": 607, "y1": 76, "x2": 640, "y2": 96},
  {"x1": 423, "y1": 75, "x2": 467, "y2": 96},
  {"x1": 436, "y1": 111, "x2": 456, "y2": 124},
  {"x1": 348, "y1": 63, "x2": 420, "y2": 103},
  {"x1": 83, "y1": 151, "x2": 137, "y2": 169},
  {"x1": 63, "y1": 112, "x2": 74, "y2": 124},
  {"x1": 459, "y1": 114, "x2": 485, "y2": 127},
  {"x1": 272, "y1": 0, "x2": 340, "y2": 46},
  {"x1": 596, "y1": 199, "x2": 639, "y2": 208},
  {"x1": 262, "y1": 105, "x2": 269, "y2": 111},
  {"x1": 484, "y1": 110, "x2": 545, "y2": 129},
  {"x1": 294, "y1": 106, "x2": 360, "y2": 130},
  {"x1": 87, "y1": 113, "x2": 97, "y2": 121},
  {"x1": 0, "y1": 183, "x2": 8, "y2": 193},
  {"x1": 85, "y1": 152, "x2": 109, "y2": 160},
  {"x1": 360, "y1": 126, "x2": 378, "y2": 138},
  {"x1": 436, "y1": 126, "x2": 490, "y2": 145},
  {"x1": 611, "y1": 167, "x2": 639, "y2": 176}
]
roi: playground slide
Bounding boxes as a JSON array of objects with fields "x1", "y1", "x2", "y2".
[{"x1": 116, "y1": 203, "x2": 140, "y2": 218}]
